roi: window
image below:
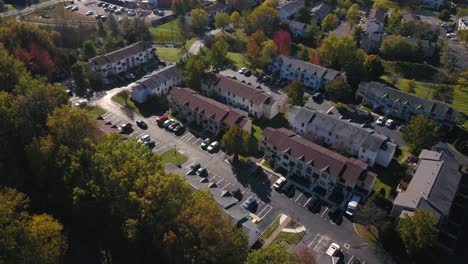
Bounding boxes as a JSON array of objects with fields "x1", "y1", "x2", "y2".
[
  {"x1": 301, "y1": 122, "x2": 304, "y2": 127},
  {"x1": 283, "y1": 154, "x2": 289, "y2": 159}
]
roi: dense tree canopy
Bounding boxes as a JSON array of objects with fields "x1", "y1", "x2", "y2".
[
  {"x1": 221, "y1": 125, "x2": 251, "y2": 163},
  {"x1": 325, "y1": 78, "x2": 353, "y2": 103},
  {"x1": 190, "y1": 8, "x2": 209, "y2": 30},
  {"x1": 398, "y1": 209, "x2": 438, "y2": 256},
  {"x1": 285, "y1": 80, "x2": 305, "y2": 106},
  {"x1": 246, "y1": 243, "x2": 300, "y2": 264},
  {"x1": 321, "y1": 14, "x2": 338, "y2": 32},
  {"x1": 401, "y1": 115, "x2": 440, "y2": 154},
  {"x1": 248, "y1": 4, "x2": 280, "y2": 37}
]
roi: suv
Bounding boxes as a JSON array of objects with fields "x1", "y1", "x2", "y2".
[
  {"x1": 196, "y1": 167, "x2": 208, "y2": 177},
  {"x1": 207, "y1": 141, "x2": 219, "y2": 153},
  {"x1": 273, "y1": 177, "x2": 286, "y2": 192},
  {"x1": 156, "y1": 115, "x2": 168, "y2": 126},
  {"x1": 136, "y1": 120, "x2": 148, "y2": 129},
  {"x1": 119, "y1": 123, "x2": 133, "y2": 133},
  {"x1": 186, "y1": 162, "x2": 201, "y2": 175},
  {"x1": 242, "y1": 197, "x2": 257, "y2": 211}
]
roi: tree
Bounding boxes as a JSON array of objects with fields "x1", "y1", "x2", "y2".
[
  {"x1": 260, "y1": 40, "x2": 277, "y2": 68},
  {"x1": 319, "y1": 34, "x2": 356, "y2": 69},
  {"x1": 116, "y1": 90, "x2": 130, "y2": 107},
  {"x1": 13, "y1": 42, "x2": 55, "y2": 78},
  {"x1": 0, "y1": 0, "x2": 4, "y2": 12},
  {"x1": 432, "y1": 83, "x2": 454, "y2": 104},
  {"x1": 296, "y1": 44, "x2": 310, "y2": 61},
  {"x1": 403, "y1": 79, "x2": 417, "y2": 93},
  {"x1": 172, "y1": 0, "x2": 200, "y2": 17},
  {"x1": 246, "y1": 31, "x2": 267, "y2": 69},
  {"x1": 0, "y1": 45, "x2": 29, "y2": 93},
  {"x1": 304, "y1": 20, "x2": 321, "y2": 48},
  {"x1": 231, "y1": 0, "x2": 250, "y2": 11},
  {"x1": 385, "y1": 10, "x2": 402, "y2": 35},
  {"x1": 379, "y1": 35, "x2": 419, "y2": 62},
  {"x1": 221, "y1": 125, "x2": 250, "y2": 164},
  {"x1": 438, "y1": 9, "x2": 450, "y2": 21},
  {"x1": 0, "y1": 188, "x2": 64, "y2": 264},
  {"x1": 285, "y1": 80, "x2": 304, "y2": 106},
  {"x1": 398, "y1": 209, "x2": 438, "y2": 256},
  {"x1": 354, "y1": 194, "x2": 389, "y2": 228},
  {"x1": 457, "y1": 29, "x2": 468, "y2": 47},
  {"x1": 210, "y1": 37, "x2": 229, "y2": 71},
  {"x1": 230, "y1": 11, "x2": 242, "y2": 28},
  {"x1": 182, "y1": 53, "x2": 208, "y2": 91},
  {"x1": 325, "y1": 78, "x2": 353, "y2": 103},
  {"x1": 321, "y1": 14, "x2": 338, "y2": 32},
  {"x1": 273, "y1": 29, "x2": 292, "y2": 55},
  {"x1": 214, "y1": 12, "x2": 230, "y2": 31},
  {"x1": 456, "y1": 70, "x2": 468, "y2": 91},
  {"x1": 82, "y1": 40, "x2": 96, "y2": 60},
  {"x1": 401, "y1": 115, "x2": 440, "y2": 154},
  {"x1": 71, "y1": 61, "x2": 90, "y2": 95},
  {"x1": 248, "y1": 4, "x2": 280, "y2": 36},
  {"x1": 364, "y1": 54, "x2": 384, "y2": 80},
  {"x1": 296, "y1": 246, "x2": 317, "y2": 264},
  {"x1": 294, "y1": 7, "x2": 312, "y2": 24},
  {"x1": 346, "y1": 4, "x2": 360, "y2": 27},
  {"x1": 246, "y1": 243, "x2": 300, "y2": 264},
  {"x1": 190, "y1": 8, "x2": 209, "y2": 30},
  {"x1": 352, "y1": 25, "x2": 364, "y2": 46}
]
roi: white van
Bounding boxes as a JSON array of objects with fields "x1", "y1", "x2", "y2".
[{"x1": 345, "y1": 195, "x2": 361, "y2": 216}]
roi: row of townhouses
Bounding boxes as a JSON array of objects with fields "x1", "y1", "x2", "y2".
[
  {"x1": 202, "y1": 74, "x2": 282, "y2": 119},
  {"x1": 269, "y1": 55, "x2": 343, "y2": 92},
  {"x1": 357, "y1": 82, "x2": 458, "y2": 131},
  {"x1": 131, "y1": 63, "x2": 182, "y2": 103},
  {"x1": 88, "y1": 41, "x2": 156, "y2": 78},
  {"x1": 278, "y1": 0, "x2": 304, "y2": 19},
  {"x1": 391, "y1": 149, "x2": 462, "y2": 228},
  {"x1": 168, "y1": 87, "x2": 252, "y2": 135},
  {"x1": 260, "y1": 127, "x2": 377, "y2": 202},
  {"x1": 288, "y1": 106, "x2": 397, "y2": 167}
]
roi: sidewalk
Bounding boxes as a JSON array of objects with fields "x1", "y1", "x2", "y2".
[{"x1": 262, "y1": 214, "x2": 291, "y2": 247}]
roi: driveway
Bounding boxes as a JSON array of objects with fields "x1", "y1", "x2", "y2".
[{"x1": 88, "y1": 87, "x2": 394, "y2": 264}]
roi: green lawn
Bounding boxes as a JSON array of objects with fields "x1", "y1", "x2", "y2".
[
  {"x1": 112, "y1": 93, "x2": 140, "y2": 113},
  {"x1": 273, "y1": 231, "x2": 305, "y2": 245},
  {"x1": 5, "y1": 4, "x2": 15, "y2": 11},
  {"x1": 150, "y1": 20, "x2": 185, "y2": 45},
  {"x1": 159, "y1": 150, "x2": 188, "y2": 165},
  {"x1": 260, "y1": 217, "x2": 280, "y2": 241},
  {"x1": 228, "y1": 52, "x2": 244, "y2": 68},
  {"x1": 185, "y1": 37, "x2": 198, "y2": 50},
  {"x1": 252, "y1": 124, "x2": 263, "y2": 143},
  {"x1": 372, "y1": 160, "x2": 409, "y2": 199},
  {"x1": 354, "y1": 224, "x2": 379, "y2": 245},
  {"x1": 371, "y1": 0, "x2": 399, "y2": 10},
  {"x1": 157, "y1": 47, "x2": 182, "y2": 62},
  {"x1": 86, "y1": 106, "x2": 106, "y2": 117}
]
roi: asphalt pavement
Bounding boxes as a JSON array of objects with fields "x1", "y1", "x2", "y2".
[{"x1": 82, "y1": 86, "x2": 395, "y2": 264}]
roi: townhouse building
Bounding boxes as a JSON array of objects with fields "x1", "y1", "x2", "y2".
[
  {"x1": 420, "y1": 0, "x2": 444, "y2": 9},
  {"x1": 310, "y1": 2, "x2": 333, "y2": 23},
  {"x1": 131, "y1": 64, "x2": 182, "y2": 103},
  {"x1": 357, "y1": 82, "x2": 458, "y2": 131},
  {"x1": 168, "y1": 87, "x2": 252, "y2": 135},
  {"x1": 391, "y1": 150, "x2": 462, "y2": 227},
  {"x1": 202, "y1": 74, "x2": 281, "y2": 119},
  {"x1": 87, "y1": 41, "x2": 156, "y2": 78},
  {"x1": 278, "y1": 0, "x2": 304, "y2": 19},
  {"x1": 458, "y1": 16, "x2": 468, "y2": 31},
  {"x1": 288, "y1": 106, "x2": 396, "y2": 167},
  {"x1": 365, "y1": 7, "x2": 387, "y2": 34},
  {"x1": 284, "y1": 19, "x2": 307, "y2": 38},
  {"x1": 260, "y1": 128, "x2": 377, "y2": 201},
  {"x1": 269, "y1": 55, "x2": 343, "y2": 92}
]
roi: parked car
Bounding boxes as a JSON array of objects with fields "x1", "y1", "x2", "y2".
[
  {"x1": 207, "y1": 141, "x2": 219, "y2": 153},
  {"x1": 376, "y1": 116, "x2": 386, "y2": 126},
  {"x1": 173, "y1": 124, "x2": 185, "y2": 135},
  {"x1": 136, "y1": 120, "x2": 148, "y2": 129},
  {"x1": 326, "y1": 243, "x2": 340, "y2": 257},
  {"x1": 169, "y1": 122, "x2": 180, "y2": 131},
  {"x1": 156, "y1": 115, "x2": 168, "y2": 126},
  {"x1": 201, "y1": 138, "x2": 211, "y2": 149},
  {"x1": 243, "y1": 70, "x2": 252, "y2": 77},
  {"x1": 242, "y1": 197, "x2": 257, "y2": 211},
  {"x1": 273, "y1": 177, "x2": 286, "y2": 192},
  {"x1": 74, "y1": 99, "x2": 87, "y2": 108},
  {"x1": 196, "y1": 167, "x2": 208, "y2": 177},
  {"x1": 186, "y1": 162, "x2": 201, "y2": 175},
  {"x1": 119, "y1": 123, "x2": 133, "y2": 133},
  {"x1": 138, "y1": 134, "x2": 154, "y2": 147},
  {"x1": 86, "y1": 10, "x2": 93, "y2": 15},
  {"x1": 307, "y1": 196, "x2": 321, "y2": 213},
  {"x1": 230, "y1": 188, "x2": 243, "y2": 201},
  {"x1": 225, "y1": 27, "x2": 235, "y2": 33},
  {"x1": 312, "y1": 92, "x2": 323, "y2": 103},
  {"x1": 385, "y1": 119, "x2": 394, "y2": 128},
  {"x1": 328, "y1": 206, "x2": 342, "y2": 224},
  {"x1": 95, "y1": 14, "x2": 103, "y2": 19},
  {"x1": 345, "y1": 195, "x2": 361, "y2": 216},
  {"x1": 163, "y1": 119, "x2": 175, "y2": 129},
  {"x1": 238, "y1": 67, "x2": 247, "y2": 74}
]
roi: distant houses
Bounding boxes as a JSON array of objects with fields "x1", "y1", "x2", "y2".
[
  {"x1": 168, "y1": 87, "x2": 252, "y2": 135},
  {"x1": 269, "y1": 55, "x2": 343, "y2": 92},
  {"x1": 357, "y1": 82, "x2": 458, "y2": 131},
  {"x1": 420, "y1": 0, "x2": 444, "y2": 10},
  {"x1": 260, "y1": 127, "x2": 377, "y2": 200},
  {"x1": 288, "y1": 106, "x2": 397, "y2": 167},
  {"x1": 310, "y1": 2, "x2": 333, "y2": 23},
  {"x1": 131, "y1": 64, "x2": 182, "y2": 103},
  {"x1": 278, "y1": 0, "x2": 304, "y2": 19},
  {"x1": 87, "y1": 41, "x2": 156, "y2": 78},
  {"x1": 458, "y1": 16, "x2": 468, "y2": 31},
  {"x1": 391, "y1": 149, "x2": 462, "y2": 226},
  {"x1": 202, "y1": 74, "x2": 282, "y2": 119},
  {"x1": 365, "y1": 7, "x2": 387, "y2": 34},
  {"x1": 284, "y1": 19, "x2": 307, "y2": 38}
]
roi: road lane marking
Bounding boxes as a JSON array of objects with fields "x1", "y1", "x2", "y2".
[
  {"x1": 321, "y1": 207, "x2": 329, "y2": 218},
  {"x1": 295, "y1": 193, "x2": 303, "y2": 202}
]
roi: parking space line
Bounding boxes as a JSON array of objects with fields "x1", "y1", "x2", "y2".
[
  {"x1": 221, "y1": 182, "x2": 231, "y2": 190},
  {"x1": 303, "y1": 197, "x2": 312, "y2": 208},
  {"x1": 217, "y1": 178, "x2": 224, "y2": 185},
  {"x1": 321, "y1": 207, "x2": 329, "y2": 218},
  {"x1": 347, "y1": 256, "x2": 354, "y2": 264},
  {"x1": 192, "y1": 138, "x2": 202, "y2": 146},
  {"x1": 257, "y1": 205, "x2": 272, "y2": 219},
  {"x1": 295, "y1": 193, "x2": 303, "y2": 202},
  {"x1": 308, "y1": 234, "x2": 321, "y2": 248}
]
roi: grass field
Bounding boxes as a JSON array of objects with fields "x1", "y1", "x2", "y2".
[
  {"x1": 24, "y1": 3, "x2": 95, "y2": 24},
  {"x1": 150, "y1": 20, "x2": 185, "y2": 45},
  {"x1": 159, "y1": 150, "x2": 188, "y2": 165},
  {"x1": 259, "y1": 217, "x2": 280, "y2": 241},
  {"x1": 5, "y1": 4, "x2": 15, "y2": 11},
  {"x1": 86, "y1": 106, "x2": 106, "y2": 117},
  {"x1": 354, "y1": 224, "x2": 379, "y2": 245},
  {"x1": 371, "y1": 0, "x2": 399, "y2": 10},
  {"x1": 111, "y1": 93, "x2": 140, "y2": 114},
  {"x1": 228, "y1": 52, "x2": 244, "y2": 68},
  {"x1": 273, "y1": 231, "x2": 305, "y2": 245},
  {"x1": 157, "y1": 47, "x2": 182, "y2": 62}
]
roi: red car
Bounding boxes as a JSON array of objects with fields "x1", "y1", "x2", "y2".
[{"x1": 156, "y1": 115, "x2": 168, "y2": 126}]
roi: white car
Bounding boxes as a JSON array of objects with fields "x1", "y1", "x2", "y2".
[
  {"x1": 71, "y1": 6, "x2": 78, "y2": 11},
  {"x1": 447, "y1": 33, "x2": 456, "y2": 39},
  {"x1": 138, "y1": 134, "x2": 154, "y2": 146},
  {"x1": 385, "y1": 119, "x2": 394, "y2": 128},
  {"x1": 238, "y1": 67, "x2": 247, "y2": 74},
  {"x1": 207, "y1": 141, "x2": 219, "y2": 153},
  {"x1": 74, "y1": 99, "x2": 87, "y2": 108},
  {"x1": 376, "y1": 116, "x2": 386, "y2": 126},
  {"x1": 326, "y1": 243, "x2": 340, "y2": 257},
  {"x1": 86, "y1": 11, "x2": 93, "y2": 16},
  {"x1": 273, "y1": 177, "x2": 286, "y2": 191}
]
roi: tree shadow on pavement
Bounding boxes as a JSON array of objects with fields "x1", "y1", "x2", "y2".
[
  {"x1": 121, "y1": 106, "x2": 135, "y2": 120},
  {"x1": 233, "y1": 164, "x2": 272, "y2": 203}
]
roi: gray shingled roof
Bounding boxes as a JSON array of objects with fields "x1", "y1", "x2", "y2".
[
  {"x1": 289, "y1": 106, "x2": 392, "y2": 152},
  {"x1": 278, "y1": 0, "x2": 304, "y2": 13},
  {"x1": 358, "y1": 82, "x2": 454, "y2": 118},
  {"x1": 132, "y1": 64, "x2": 179, "y2": 91},
  {"x1": 88, "y1": 41, "x2": 153, "y2": 66},
  {"x1": 276, "y1": 55, "x2": 341, "y2": 81},
  {"x1": 393, "y1": 150, "x2": 462, "y2": 217}
]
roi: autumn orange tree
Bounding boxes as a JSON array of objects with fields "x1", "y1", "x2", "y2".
[{"x1": 273, "y1": 29, "x2": 292, "y2": 55}]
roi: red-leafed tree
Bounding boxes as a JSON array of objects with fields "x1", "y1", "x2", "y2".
[
  {"x1": 273, "y1": 29, "x2": 291, "y2": 55},
  {"x1": 14, "y1": 42, "x2": 55, "y2": 78}
]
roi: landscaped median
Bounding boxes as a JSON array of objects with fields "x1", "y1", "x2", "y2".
[
  {"x1": 159, "y1": 150, "x2": 188, "y2": 166},
  {"x1": 258, "y1": 214, "x2": 306, "y2": 247}
]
